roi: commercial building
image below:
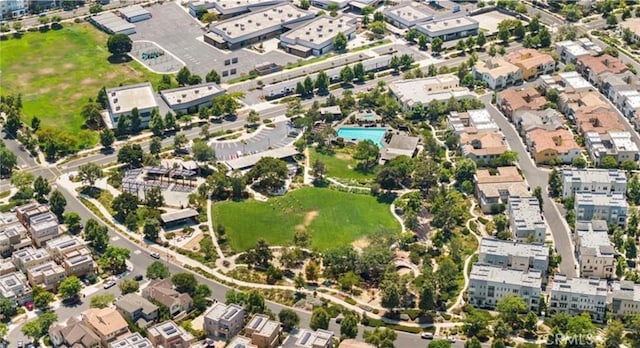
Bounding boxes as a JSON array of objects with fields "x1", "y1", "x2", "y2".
[
  {"x1": 27, "y1": 260, "x2": 65, "y2": 291},
  {"x1": 160, "y1": 83, "x2": 225, "y2": 114},
  {"x1": 585, "y1": 131, "x2": 640, "y2": 166},
  {"x1": 0, "y1": 271, "x2": 32, "y2": 305},
  {"x1": 575, "y1": 223, "x2": 615, "y2": 279},
  {"x1": 612, "y1": 281, "x2": 640, "y2": 317},
  {"x1": 389, "y1": 75, "x2": 473, "y2": 110},
  {"x1": 577, "y1": 54, "x2": 628, "y2": 87},
  {"x1": 105, "y1": 83, "x2": 158, "y2": 130},
  {"x1": 12, "y1": 246, "x2": 52, "y2": 273},
  {"x1": 49, "y1": 316, "x2": 102, "y2": 348},
  {"x1": 115, "y1": 293, "x2": 159, "y2": 326},
  {"x1": 89, "y1": 11, "x2": 136, "y2": 35},
  {"x1": 383, "y1": 2, "x2": 435, "y2": 29},
  {"x1": 280, "y1": 14, "x2": 357, "y2": 57},
  {"x1": 496, "y1": 87, "x2": 546, "y2": 120},
  {"x1": 561, "y1": 168, "x2": 627, "y2": 199},
  {"x1": 0, "y1": 0, "x2": 27, "y2": 20},
  {"x1": 575, "y1": 192, "x2": 628, "y2": 227},
  {"x1": 474, "y1": 167, "x2": 529, "y2": 214},
  {"x1": 468, "y1": 264, "x2": 542, "y2": 311},
  {"x1": 148, "y1": 320, "x2": 195, "y2": 348},
  {"x1": 472, "y1": 57, "x2": 522, "y2": 90},
  {"x1": 415, "y1": 16, "x2": 478, "y2": 42},
  {"x1": 478, "y1": 238, "x2": 549, "y2": 273},
  {"x1": 505, "y1": 49, "x2": 555, "y2": 80},
  {"x1": 109, "y1": 333, "x2": 153, "y2": 348},
  {"x1": 119, "y1": 5, "x2": 151, "y2": 23},
  {"x1": 83, "y1": 307, "x2": 130, "y2": 347},
  {"x1": 244, "y1": 314, "x2": 282, "y2": 348},
  {"x1": 525, "y1": 128, "x2": 581, "y2": 165},
  {"x1": 507, "y1": 196, "x2": 547, "y2": 243},
  {"x1": 549, "y1": 275, "x2": 607, "y2": 323},
  {"x1": 28, "y1": 211, "x2": 59, "y2": 247},
  {"x1": 188, "y1": 0, "x2": 285, "y2": 18},
  {"x1": 206, "y1": 3, "x2": 314, "y2": 50},
  {"x1": 142, "y1": 278, "x2": 192, "y2": 316},
  {"x1": 204, "y1": 303, "x2": 245, "y2": 339}
]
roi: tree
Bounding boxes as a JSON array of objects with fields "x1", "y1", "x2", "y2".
[
  {"x1": 107, "y1": 34, "x2": 132, "y2": 57},
  {"x1": 419, "y1": 283, "x2": 436, "y2": 312},
  {"x1": 118, "y1": 144, "x2": 144, "y2": 168},
  {"x1": 58, "y1": 276, "x2": 82, "y2": 300},
  {"x1": 334, "y1": 31, "x2": 348, "y2": 51},
  {"x1": 431, "y1": 37, "x2": 443, "y2": 53},
  {"x1": 176, "y1": 66, "x2": 192, "y2": 86},
  {"x1": 305, "y1": 260, "x2": 320, "y2": 282},
  {"x1": 363, "y1": 327, "x2": 397, "y2": 348},
  {"x1": 5, "y1": 111, "x2": 21, "y2": 136},
  {"x1": 100, "y1": 128, "x2": 115, "y2": 149},
  {"x1": 454, "y1": 158, "x2": 477, "y2": 183},
  {"x1": 99, "y1": 246, "x2": 131, "y2": 274},
  {"x1": 81, "y1": 102, "x2": 103, "y2": 129},
  {"x1": 538, "y1": 26, "x2": 551, "y2": 48},
  {"x1": 0, "y1": 145, "x2": 17, "y2": 176},
  {"x1": 78, "y1": 162, "x2": 103, "y2": 187},
  {"x1": 174, "y1": 134, "x2": 188, "y2": 153},
  {"x1": 353, "y1": 139, "x2": 379, "y2": 168},
  {"x1": 626, "y1": 238, "x2": 637, "y2": 259},
  {"x1": 498, "y1": 25, "x2": 511, "y2": 43},
  {"x1": 143, "y1": 218, "x2": 161, "y2": 241},
  {"x1": 116, "y1": 115, "x2": 129, "y2": 136},
  {"x1": 476, "y1": 31, "x2": 486, "y2": 49},
  {"x1": 323, "y1": 246, "x2": 358, "y2": 278},
  {"x1": 246, "y1": 157, "x2": 288, "y2": 191},
  {"x1": 604, "y1": 319, "x2": 624, "y2": 348},
  {"x1": 84, "y1": 219, "x2": 109, "y2": 252},
  {"x1": 149, "y1": 136, "x2": 162, "y2": 157},
  {"x1": 465, "y1": 337, "x2": 482, "y2": 348},
  {"x1": 33, "y1": 286, "x2": 55, "y2": 311},
  {"x1": 171, "y1": 273, "x2": 198, "y2": 296},
  {"x1": 341, "y1": 313, "x2": 359, "y2": 339},
  {"x1": 523, "y1": 311, "x2": 538, "y2": 335},
  {"x1": 310, "y1": 307, "x2": 330, "y2": 330},
  {"x1": 315, "y1": 71, "x2": 330, "y2": 94},
  {"x1": 463, "y1": 310, "x2": 489, "y2": 337},
  {"x1": 147, "y1": 261, "x2": 170, "y2": 279},
  {"x1": 456, "y1": 39, "x2": 466, "y2": 53},
  {"x1": 90, "y1": 294, "x2": 115, "y2": 308},
  {"x1": 205, "y1": 69, "x2": 222, "y2": 84},
  {"x1": 33, "y1": 175, "x2": 51, "y2": 200},
  {"x1": 164, "y1": 112, "x2": 177, "y2": 131},
  {"x1": 279, "y1": 309, "x2": 300, "y2": 332},
  {"x1": 112, "y1": 192, "x2": 138, "y2": 222},
  {"x1": 299, "y1": 0, "x2": 310, "y2": 9},
  {"x1": 600, "y1": 155, "x2": 618, "y2": 169},
  {"x1": 513, "y1": 21, "x2": 526, "y2": 40},
  {"x1": 64, "y1": 212, "x2": 82, "y2": 234},
  {"x1": 496, "y1": 294, "x2": 527, "y2": 328},
  {"x1": 607, "y1": 13, "x2": 618, "y2": 27},
  {"x1": 49, "y1": 190, "x2": 66, "y2": 220},
  {"x1": 119, "y1": 279, "x2": 139, "y2": 294},
  {"x1": 533, "y1": 186, "x2": 543, "y2": 210},
  {"x1": 22, "y1": 320, "x2": 42, "y2": 342},
  {"x1": 353, "y1": 62, "x2": 365, "y2": 83},
  {"x1": 0, "y1": 297, "x2": 17, "y2": 318},
  {"x1": 380, "y1": 280, "x2": 401, "y2": 310},
  {"x1": 192, "y1": 138, "x2": 215, "y2": 162},
  {"x1": 340, "y1": 65, "x2": 354, "y2": 84}
]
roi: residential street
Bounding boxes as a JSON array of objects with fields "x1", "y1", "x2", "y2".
[{"x1": 480, "y1": 94, "x2": 578, "y2": 278}]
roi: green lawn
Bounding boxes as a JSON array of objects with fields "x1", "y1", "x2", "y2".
[
  {"x1": 212, "y1": 187, "x2": 400, "y2": 251},
  {"x1": 309, "y1": 147, "x2": 377, "y2": 182},
  {"x1": 0, "y1": 23, "x2": 163, "y2": 147}
]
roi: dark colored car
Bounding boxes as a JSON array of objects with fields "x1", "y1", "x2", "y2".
[{"x1": 134, "y1": 275, "x2": 143, "y2": 281}]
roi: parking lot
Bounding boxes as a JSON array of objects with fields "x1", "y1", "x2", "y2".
[
  {"x1": 129, "y1": 2, "x2": 299, "y2": 79},
  {"x1": 210, "y1": 121, "x2": 298, "y2": 160},
  {"x1": 471, "y1": 10, "x2": 524, "y2": 34}
]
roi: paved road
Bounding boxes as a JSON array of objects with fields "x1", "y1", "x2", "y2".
[{"x1": 480, "y1": 94, "x2": 578, "y2": 278}]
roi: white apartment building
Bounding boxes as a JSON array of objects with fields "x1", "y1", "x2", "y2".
[
  {"x1": 585, "y1": 131, "x2": 640, "y2": 166},
  {"x1": 478, "y1": 238, "x2": 549, "y2": 273},
  {"x1": 12, "y1": 246, "x2": 52, "y2": 273},
  {"x1": 289, "y1": 329, "x2": 334, "y2": 348},
  {"x1": 204, "y1": 303, "x2": 245, "y2": 339},
  {"x1": 0, "y1": 271, "x2": 32, "y2": 305},
  {"x1": 549, "y1": 275, "x2": 607, "y2": 323},
  {"x1": 28, "y1": 211, "x2": 60, "y2": 247},
  {"x1": 612, "y1": 281, "x2": 640, "y2": 317},
  {"x1": 575, "y1": 221, "x2": 615, "y2": 279},
  {"x1": 468, "y1": 263, "x2": 542, "y2": 311},
  {"x1": 472, "y1": 57, "x2": 523, "y2": 90},
  {"x1": 0, "y1": 0, "x2": 26, "y2": 20},
  {"x1": 575, "y1": 192, "x2": 628, "y2": 227},
  {"x1": 561, "y1": 168, "x2": 627, "y2": 199},
  {"x1": 27, "y1": 260, "x2": 66, "y2": 291},
  {"x1": 507, "y1": 197, "x2": 547, "y2": 243},
  {"x1": 0, "y1": 212, "x2": 30, "y2": 256}
]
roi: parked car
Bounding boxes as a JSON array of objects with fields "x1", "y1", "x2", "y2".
[
  {"x1": 103, "y1": 280, "x2": 116, "y2": 289},
  {"x1": 150, "y1": 252, "x2": 160, "y2": 259},
  {"x1": 24, "y1": 302, "x2": 33, "y2": 311},
  {"x1": 420, "y1": 333, "x2": 434, "y2": 340},
  {"x1": 17, "y1": 340, "x2": 23, "y2": 348},
  {"x1": 447, "y1": 336, "x2": 456, "y2": 343},
  {"x1": 134, "y1": 274, "x2": 143, "y2": 281}
]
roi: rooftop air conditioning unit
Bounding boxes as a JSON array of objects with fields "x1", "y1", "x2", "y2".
[
  {"x1": 113, "y1": 98, "x2": 118, "y2": 103},
  {"x1": 177, "y1": 99, "x2": 181, "y2": 103},
  {"x1": 182, "y1": 94, "x2": 187, "y2": 98},
  {"x1": 195, "y1": 90, "x2": 199, "y2": 94},
  {"x1": 235, "y1": 23, "x2": 239, "y2": 26},
  {"x1": 248, "y1": 19, "x2": 252, "y2": 22},
  {"x1": 116, "y1": 106, "x2": 121, "y2": 111}
]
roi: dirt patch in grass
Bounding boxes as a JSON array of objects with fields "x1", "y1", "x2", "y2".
[
  {"x1": 63, "y1": 63, "x2": 75, "y2": 69},
  {"x1": 38, "y1": 67, "x2": 55, "y2": 74},
  {"x1": 335, "y1": 153, "x2": 352, "y2": 160},
  {"x1": 352, "y1": 237, "x2": 370, "y2": 250},
  {"x1": 183, "y1": 233, "x2": 204, "y2": 251},
  {"x1": 81, "y1": 78, "x2": 97, "y2": 85},
  {"x1": 295, "y1": 210, "x2": 319, "y2": 232}
]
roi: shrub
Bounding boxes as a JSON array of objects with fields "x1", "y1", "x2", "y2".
[{"x1": 344, "y1": 297, "x2": 357, "y2": 305}]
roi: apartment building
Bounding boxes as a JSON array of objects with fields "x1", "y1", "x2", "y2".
[
  {"x1": 575, "y1": 192, "x2": 628, "y2": 227},
  {"x1": 549, "y1": 275, "x2": 607, "y2": 323},
  {"x1": 478, "y1": 238, "x2": 549, "y2": 273},
  {"x1": 244, "y1": 314, "x2": 282, "y2": 348},
  {"x1": 28, "y1": 211, "x2": 60, "y2": 247},
  {"x1": 285, "y1": 329, "x2": 335, "y2": 348},
  {"x1": 585, "y1": 131, "x2": 640, "y2": 166},
  {"x1": 472, "y1": 57, "x2": 523, "y2": 90},
  {"x1": 496, "y1": 87, "x2": 546, "y2": 120},
  {"x1": 526, "y1": 128, "x2": 581, "y2": 165},
  {"x1": 46, "y1": 235, "x2": 96, "y2": 277},
  {"x1": 0, "y1": 212, "x2": 30, "y2": 255},
  {"x1": 142, "y1": 278, "x2": 192, "y2": 316},
  {"x1": 575, "y1": 224, "x2": 615, "y2": 279},
  {"x1": 227, "y1": 336, "x2": 257, "y2": 348},
  {"x1": 109, "y1": 332, "x2": 153, "y2": 348},
  {"x1": 204, "y1": 303, "x2": 245, "y2": 339},
  {"x1": 555, "y1": 40, "x2": 592, "y2": 64},
  {"x1": 0, "y1": 258, "x2": 17, "y2": 276},
  {"x1": 15, "y1": 202, "x2": 50, "y2": 226},
  {"x1": 0, "y1": 0, "x2": 27, "y2": 20},
  {"x1": 83, "y1": 307, "x2": 130, "y2": 347},
  {"x1": 507, "y1": 197, "x2": 547, "y2": 243},
  {"x1": 148, "y1": 320, "x2": 195, "y2": 348},
  {"x1": 577, "y1": 54, "x2": 628, "y2": 87},
  {"x1": 474, "y1": 167, "x2": 529, "y2": 214},
  {"x1": 468, "y1": 263, "x2": 542, "y2": 311},
  {"x1": 505, "y1": 49, "x2": 555, "y2": 80},
  {"x1": 561, "y1": 168, "x2": 627, "y2": 199},
  {"x1": 600, "y1": 72, "x2": 638, "y2": 104},
  {"x1": 447, "y1": 109, "x2": 500, "y2": 135},
  {"x1": 27, "y1": 260, "x2": 66, "y2": 291},
  {"x1": 515, "y1": 108, "x2": 565, "y2": 135},
  {"x1": 115, "y1": 293, "x2": 159, "y2": 325},
  {"x1": 612, "y1": 281, "x2": 640, "y2": 317},
  {"x1": 617, "y1": 89, "x2": 640, "y2": 119},
  {"x1": 0, "y1": 271, "x2": 32, "y2": 305},
  {"x1": 50, "y1": 316, "x2": 102, "y2": 348},
  {"x1": 12, "y1": 246, "x2": 52, "y2": 273}
]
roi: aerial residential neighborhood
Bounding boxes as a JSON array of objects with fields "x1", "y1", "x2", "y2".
[{"x1": 6, "y1": 0, "x2": 640, "y2": 347}]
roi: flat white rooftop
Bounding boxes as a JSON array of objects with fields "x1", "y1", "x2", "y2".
[
  {"x1": 160, "y1": 83, "x2": 224, "y2": 107},
  {"x1": 106, "y1": 82, "x2": 157, "y2": 115},
  {"x1": 280, "y1": 14, "x2": 357, "y2": 49},
  {"x1": 470, "y1": 263, "x2": 542, "y2": 287}
]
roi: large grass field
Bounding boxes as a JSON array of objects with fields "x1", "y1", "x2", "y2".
[
  {"x1": 309, "y1": 147, "x2": 377, "y2": 182},
  {"x1": 0, "y1": 23, "x2": 162, "y2": 146},
  {"x1": 212, "y1": 187, "x2": 400, "y2": 251}
]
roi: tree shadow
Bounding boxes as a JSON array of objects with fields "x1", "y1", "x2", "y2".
[
  {"x1": 107, "y1": 54, "x2": 132, "y2": 64},
  {"x1": 376, "y1": 191, "x2": 397, "y2": 204}
]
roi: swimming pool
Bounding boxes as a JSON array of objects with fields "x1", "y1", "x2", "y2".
[{"x1": 336, "y1": 127, "x2": 386, "y2": 147}]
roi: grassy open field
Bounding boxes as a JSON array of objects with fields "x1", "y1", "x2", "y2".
[
  {"x1": 0, "y1": 23, "x2": 162, "y2": 147},
  {"x1": 212, "y1": 187, "x2": 400, "y2": 251},
  {"x1": 309, "y1": 147, "x2": 377, "y2": 182}
]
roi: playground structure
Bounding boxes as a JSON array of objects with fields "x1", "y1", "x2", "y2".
[
  {"x1": 141, "y1": 49, "x2": 165, "y2": 60},
  {"x1": 130, "y1": 40, "x2": 184, "y2": 73},
  {"x1": 122, "y1": 165, "x2": 198, "y2": 200}
]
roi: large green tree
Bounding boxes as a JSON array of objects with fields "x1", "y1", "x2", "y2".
[
  {"x1": 58, "y1": 276, "x2": 82, "y2": 300},
  {"x1": 310, "y1": 307, "x2": 330, "y2": 330},
  {"x1": 107, "y1": 33, "x2": 132, "y2": 57}
]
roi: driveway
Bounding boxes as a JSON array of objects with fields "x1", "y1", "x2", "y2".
[
  {"x1": 210, "y1": 120, "x2": 298, "y2": 160},
  {"x1": 480, "y1": 94, "x2": 578, "y2": 278}
]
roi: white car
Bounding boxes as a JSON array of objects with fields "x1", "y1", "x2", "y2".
[
  {"x1": 447, "y1": 336, "x2": 456, "y2": 343},
  {"x1": 150, "y1": 252, "x2": 161, "y2": 259},
  {"x1": 103, "y1": 280, "x2": 116, "y2": 289},
  {"x1": 420, "y1": 333, "x2": 434, "y2": 340}
]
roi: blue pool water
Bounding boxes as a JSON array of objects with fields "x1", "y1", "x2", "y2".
[{"x1": 336, "y1": 127, "x2": 386, "y2": 147}]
